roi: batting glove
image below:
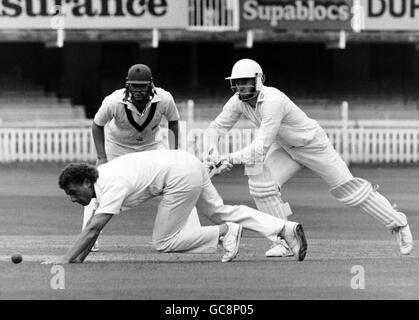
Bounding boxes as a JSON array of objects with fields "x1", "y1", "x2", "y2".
[{"x1": 208, "y1": 154, "x2": 233, "y2": 178}]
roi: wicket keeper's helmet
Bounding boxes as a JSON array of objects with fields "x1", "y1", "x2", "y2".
[
  {"x1": 225, "y1": 59, "x2": 265, "y2": 101},
  {"x1": 125, "y1": 64, "x2": 154, "y2": 102},
  {"x1": 126, "y1": 64, "x2": 153, "y2": 84}
]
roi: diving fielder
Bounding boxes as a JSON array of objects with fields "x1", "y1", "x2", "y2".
[
  {"x1": 43, "y1": 150, "x2": 307, "y2": 264},
  {"x1": 83, "y1": 64, "x2": 200, "y2": 251},
  {"x1": 205, "y1": 58, "x2": 413, "y2": 257}
]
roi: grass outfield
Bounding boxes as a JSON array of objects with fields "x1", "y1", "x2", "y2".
[{"x1": 0, "y1": 163, "x2": 418, "y2": 300}]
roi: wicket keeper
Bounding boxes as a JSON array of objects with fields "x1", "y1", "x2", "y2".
[{"x1": 84, "y1": 64, "x2": 201, "y2": 251}]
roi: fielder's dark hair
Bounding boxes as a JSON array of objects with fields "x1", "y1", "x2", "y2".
[{"x1": 58, "y1": 163, "x2": 99, "y2": 190}]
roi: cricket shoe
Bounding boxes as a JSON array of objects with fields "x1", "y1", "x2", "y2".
[
  {"x1": 221, "y1": 222, "x2": 243, "y2": 263},
  {"x1": 393, "y1": 224, "x2": 413, "y2": 255},
  {"x1": 279, "y1": 221, "x2": 307, "y2": 261},
  {"x1": 91, "y1": 240, "x2": 99, "y2": 252},
  {"x1": 265, "y1": 239, "x2": 294, "y2": 257}
]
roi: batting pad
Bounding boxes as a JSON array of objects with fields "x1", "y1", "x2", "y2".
[
  {"x1": 248, "y1": 179, "x2": 292, "y2": 220},
  {"x1": 330, "y1": 178, "x2": 407, "y2": 230},
  {"x1": 330, "y1": 178, "x2": 373, "y2": 207}
]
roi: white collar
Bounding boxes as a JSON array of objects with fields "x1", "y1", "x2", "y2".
[{"x1": 121, "y1": 91, "x2": 161, "y2": 115}]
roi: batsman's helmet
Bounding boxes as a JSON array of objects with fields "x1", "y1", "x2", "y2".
[
  {"x1": 125, "y1": 64, "x2": 154, "y2": 102},
  {"x1": 225, "y1": 59, "x2": 265, "y2": 101}
]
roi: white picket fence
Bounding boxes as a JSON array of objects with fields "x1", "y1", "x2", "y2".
[
  {"x1": 2, "y1": 121, "x2": 419, "y2": 163},
  {"x1": 326, "y1": 127, "x2": 419, "y2": 164},
  {"x1": 0, "y1": 128, "x2": 95, "y2": 162}
]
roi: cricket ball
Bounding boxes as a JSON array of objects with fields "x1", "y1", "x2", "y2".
[{"x1": 11, "y1": 254, "x2": 23, "y2": 264}]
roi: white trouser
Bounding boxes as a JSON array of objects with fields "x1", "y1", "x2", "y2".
[
  {"x1": 279, "y1": 129, "x2": 353, "y2": 188},
  {"x1": 250, "y1": 129, "x2": 352, "y2": 189},
  {"x1": 152, "y1": 160, "x2": 287, "y2": 253},
  {"x1": 246, "y1": 128, "x2": 351, "y2": 192},
  {"x1": 196, "y1": 168, "x2": 286, "y2": 243},
  {"x1": 247, "y1": 128, "x2": 407, "y2": 230},
  {"x1": 152, "y1": 160, "x2": 219, "y2": 253},
  {"x1": 246, "y1": 144, "x2": 302, "y2": 220}
]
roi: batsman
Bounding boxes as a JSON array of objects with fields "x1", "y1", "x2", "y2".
[{"x1": 205, "y1": 58, "x2": 413, "y2": 257}]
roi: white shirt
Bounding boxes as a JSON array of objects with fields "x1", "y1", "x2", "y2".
[
  {"x1": 93, "y1": 87, "x2": 180, "y2": 149},
  {"x1": 93, "y1": 150, "x2": 198, "y2": 215},
  {"x1": 208, "y1": 85, "x2": 321, "y2": 165}
]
